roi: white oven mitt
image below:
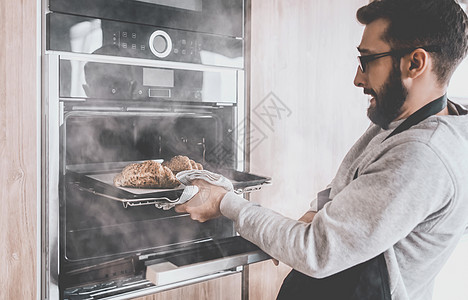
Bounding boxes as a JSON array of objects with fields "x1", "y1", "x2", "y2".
[
  {"x1": 153, "y1": 185, "x2": 200, "y2": 210},
  {"x1": 176, "y1": 170, "x2": 234, "y2": 204},
  {"x1": 155, "y1": 170, "x2": 233, "y2": 210}
]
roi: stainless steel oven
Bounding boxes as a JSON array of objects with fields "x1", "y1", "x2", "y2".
[{"x1": 42, "y1": 2, "x2": 270, "y2": 299}]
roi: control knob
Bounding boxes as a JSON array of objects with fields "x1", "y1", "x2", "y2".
[{"x1": 149, "y1": 30, "x2": 172, "y2": 58}]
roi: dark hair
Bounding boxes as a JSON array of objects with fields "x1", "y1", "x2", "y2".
[{"x1": 357, "y1": 0, "x2": 468, "y2": 85}]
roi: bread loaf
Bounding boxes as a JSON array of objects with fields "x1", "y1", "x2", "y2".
[
  {"x1": 113, "y1": 160, "x2": 180, "y2": 188},
  {"x1": 162, "y1": 155, "x2": 203, "y2": 174}
]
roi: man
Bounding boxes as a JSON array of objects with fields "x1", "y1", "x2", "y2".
[{"x1": 175, "y1": 0, "x2": 468, "y2": 299}]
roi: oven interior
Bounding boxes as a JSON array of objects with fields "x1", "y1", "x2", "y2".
[
  {"x1": 62, "y1": 110, "x2": 235, "y2": 258},
  {"x1": 64, "y1": 112, "x2": 227, "y2": 166}
]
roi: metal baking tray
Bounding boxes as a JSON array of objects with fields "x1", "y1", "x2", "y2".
[{"x1": 67, "y1": 161, "x2": 271, "y2": 208}]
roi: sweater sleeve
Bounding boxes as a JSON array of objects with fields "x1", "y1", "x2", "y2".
[{"x1": 219, "y1": 141, "x2": 454, "y2": 278}]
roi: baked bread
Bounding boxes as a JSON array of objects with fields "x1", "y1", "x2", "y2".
[
  {"x1": 162, "y1": 155, "x2": 203, "y2": 174},
  {"x1": 114, "y1": 160, "x2": 180, "y2": 188}
]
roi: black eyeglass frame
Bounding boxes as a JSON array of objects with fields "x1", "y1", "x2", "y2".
[{"x1": 357, "y1": 45, "x2": 441, "y2": 73}]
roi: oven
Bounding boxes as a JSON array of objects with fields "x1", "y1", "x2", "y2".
[{"x1": 42, "y1": 2, "x2": 270, "y2": 299}]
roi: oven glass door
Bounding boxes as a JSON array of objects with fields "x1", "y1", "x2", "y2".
[{"x1": 49, "y1": 0, "x2": 243, "y2": 38}]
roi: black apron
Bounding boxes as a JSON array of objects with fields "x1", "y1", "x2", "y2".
[{"x1": 277, "y1": 94, "x2": 447, "y2": 300}]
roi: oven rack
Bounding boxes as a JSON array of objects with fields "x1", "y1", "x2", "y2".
[
  {"x1": 73, "y1": 184, "x2": 179, "y2": 209},
  {"x1": 73, "y1": 182, "x2": 270, "y2": 210}
]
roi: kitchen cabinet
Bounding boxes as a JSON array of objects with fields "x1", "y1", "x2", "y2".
[
  {"x1": 0, "y1": 0, "x2": 39, "y2": 299},
  {"x1": 135, "y1": 273, "x2": 242, "y2": 300}
]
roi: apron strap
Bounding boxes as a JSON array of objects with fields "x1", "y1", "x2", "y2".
[
  {"x1": 354, "y1": 94, "x2": 447, "y2": 177},
  {"x1": 383, "y1": 94, "x2": 447, "y2": 142}
]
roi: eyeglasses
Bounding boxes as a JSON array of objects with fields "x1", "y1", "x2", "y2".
[{"x1": 357, "y1": 45, "x2": 441, "y2": 73}]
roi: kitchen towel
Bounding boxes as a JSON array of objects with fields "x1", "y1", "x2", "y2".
[
  {"x1": 155, "y1": 170, "x2": 233, "y2": 210},
  {"x1": 176, "y1": 170, "x2": 234, "y2": 204}
]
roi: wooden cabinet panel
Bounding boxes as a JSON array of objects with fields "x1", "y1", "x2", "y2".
[
  {"x1": 134, "y1": 273, "x2": 241, "y2": 300},
  {"x1": 248, "y1": 261, "x2": 291, "y2": 300},
  {"x1": 247, "y1": 0, "x2": 370, "y2": 299},
  {"x1": 0, "y1": 0, "x2": 38, "y2": 299}
]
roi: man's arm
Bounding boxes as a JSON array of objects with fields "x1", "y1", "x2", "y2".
[
  {"x1": 271, "y1": 210, "x2": 317, "y2": 266},
  {"x1": 177, "y1": 142, "x2": 452, "y2": 278},
  {"x1": 218, "y1": 142, "x2": 452, "y2": 278}
]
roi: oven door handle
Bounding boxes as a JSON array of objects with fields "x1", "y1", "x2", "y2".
[{"x1": 145, "y1": 250, "x2": 269, "y2": 286}]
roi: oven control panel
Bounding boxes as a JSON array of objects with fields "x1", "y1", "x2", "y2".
[
  {"x1": 113, "y1": 27, "x2": 203, "y2": 62},
  {"x1": 48, "y1": 13, "x2": 244, "y2": 69}
]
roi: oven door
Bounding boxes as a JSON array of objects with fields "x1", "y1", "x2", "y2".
[
  {"x1": 62, "y1": 237, "x2": 269, "y2": 299},
  {"x1": 48, "y1": 0, "x2": 243, "y2": 38}
]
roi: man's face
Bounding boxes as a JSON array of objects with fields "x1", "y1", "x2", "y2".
[{"x1": 354, "y1": 19, "x2": 408, "y2": 129}]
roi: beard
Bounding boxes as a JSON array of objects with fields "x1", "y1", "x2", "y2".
[{"x1": 366, "y1": 62, "x2": 408, "y2": 130}]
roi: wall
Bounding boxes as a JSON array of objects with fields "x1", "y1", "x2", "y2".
[
  {"x1": 433, "y1": 234, "x2": 468, "y2": 299},
  {"x1": 248, "y1": 0, "x2": 369, "y2": 298},
  {"x1": 0, "y1": 0, "x2": 39, "y2": 299}
]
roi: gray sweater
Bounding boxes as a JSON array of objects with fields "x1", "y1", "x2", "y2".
[{"x1": 220, "y1": 102, "x2": 468, "y2": 300}]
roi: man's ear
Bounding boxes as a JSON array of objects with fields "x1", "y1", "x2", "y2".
[{"x1": 404, "y1": 49, "x2": 429, "y2": 78}]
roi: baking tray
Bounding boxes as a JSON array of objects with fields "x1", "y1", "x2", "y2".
[{"x1": 67, "y1": 161, "x2": 271, "y2": 208}]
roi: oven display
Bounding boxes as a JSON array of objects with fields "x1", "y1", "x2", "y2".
[
  {"x1": 143, "y1": 68, "x2": 174, "y2": 87},
  {"x1": 134, "y1": 0, "x2": 202, "y2": 12}
]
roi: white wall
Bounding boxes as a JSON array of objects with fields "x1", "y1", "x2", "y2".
[{"x1": 433, "y1": 234, "x2": 468, "y2": 300}]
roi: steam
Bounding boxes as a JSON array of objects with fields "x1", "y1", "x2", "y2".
[{"x1": 65, "y1": 114, "x2": 217, "y2": 165}]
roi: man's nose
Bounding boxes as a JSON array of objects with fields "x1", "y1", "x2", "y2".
[{"x1": 354, "y1": 66, "x2": 366, "y2": 87}]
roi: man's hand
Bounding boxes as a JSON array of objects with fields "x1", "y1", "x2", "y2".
[
  {"x1": 271, "y1": 210, "x2": 317, "y2": 266},
  {"x1": 174, "y1": 179, "x2": 228, "y2": 222}
]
